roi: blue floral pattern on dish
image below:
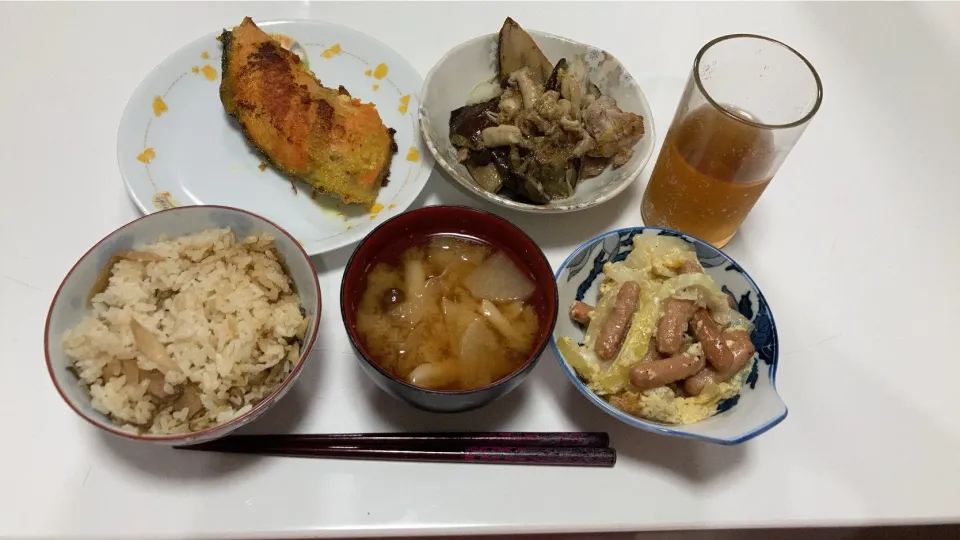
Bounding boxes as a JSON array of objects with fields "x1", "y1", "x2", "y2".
[
  {"x1": 751, "y1": 293, "x2": 776, "y2": 366},
  {"x1": 572, "y1": 231, "x2": 635, "y2": 301},
  {"x1": 551, "y1": 227, "x2": 785, "y2": 445}
]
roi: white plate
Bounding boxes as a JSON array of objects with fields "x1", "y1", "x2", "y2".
[{"x1": 117, "y1": 19, "x2": 434, "y2": 255}]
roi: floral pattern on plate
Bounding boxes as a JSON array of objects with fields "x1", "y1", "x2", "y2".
[{"x1": 117, "y1": 19, "x2": 434, "y2": 256}]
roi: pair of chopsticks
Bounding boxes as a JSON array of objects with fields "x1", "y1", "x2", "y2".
[{"x1": 178, "y1": 432, "x2": 616, "y2": 467}]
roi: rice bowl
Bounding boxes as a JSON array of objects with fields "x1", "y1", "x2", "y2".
[{"x1": 45, "y1": 206, "x2": 322, "y2": 444}]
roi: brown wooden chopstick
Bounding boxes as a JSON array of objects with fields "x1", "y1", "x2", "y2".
[
  {"x1": 184, "y1": 431, "x2": 609, "y2": 449},
  {"x1": 180, "y1": 444, "x2": 616, "y2": 467},
  {"x1": 176, "y1": 432, "x2": 616, "y2": 467}
]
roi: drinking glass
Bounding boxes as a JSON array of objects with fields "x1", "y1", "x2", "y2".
[{"x1": 640, "y1": 34, "x2": 823, "y2": 248}]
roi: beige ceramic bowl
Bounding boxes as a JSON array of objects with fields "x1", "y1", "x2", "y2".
[
  {"x1": 419, "y1": 29, "x2": 656, "y2": 214},
  {"x1": 44, "y1": 206, "x2": 322, "y2": 445}
]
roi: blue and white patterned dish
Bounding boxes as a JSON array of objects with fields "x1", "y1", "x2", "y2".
[{"x1": 551, "y1": 227, "x2": 784, "y2": 445}]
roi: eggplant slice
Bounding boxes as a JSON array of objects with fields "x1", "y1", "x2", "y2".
[
  {"x1": 498, "y1": 17, "x2": 553, "y2": 84},
  {"x1": 546, "y1": 58, "x2": 568, "y2": 93},
  {"x1": 467, "y1": 163, "x2": 504, "y2": 193},
  {"x1": 449, "y1": 99, "x2": 500, "y2": 151},
  {"x1": 579, "y1": 155, "x2": 608, "y2": 181}
]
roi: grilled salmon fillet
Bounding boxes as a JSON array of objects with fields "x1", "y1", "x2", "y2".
[{"x1": 219, "y1": 17, "x2": 396, "y2": 205}]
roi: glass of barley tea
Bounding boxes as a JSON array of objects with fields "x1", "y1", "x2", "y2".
[{"x1": 641, "y1": 34, "x2": 823, "y2": 247}]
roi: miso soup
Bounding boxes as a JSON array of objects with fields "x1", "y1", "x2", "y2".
[{"x1": 355, "y1": 235, "x2": 539, "y2": 391}]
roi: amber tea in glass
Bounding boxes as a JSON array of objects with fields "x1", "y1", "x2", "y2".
[{"x1": 641, "y1": 34, "x2": 823, "y2": 247}]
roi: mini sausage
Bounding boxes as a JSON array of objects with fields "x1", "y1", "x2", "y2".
[
  {"x1": 725, "y1": 330, "x2": 756, "y2": 367},
  {"x1": 684, "y1": 330, "x2": 756, "y2": 396},
  {"x1": 691, "y1": 309, "x2": 735, "y2": 371},
  {"x1": 642, "y1": 337, "x2": 686, "y2": 393},
  {"x1": 640, "y1": 337, "x2": 661, "y2": 364},
  {"x1": 656, "y1": 298, "x2": 697, "y2": 356},
  {"x1": 595, "y1": 281, "x2": 641, "y2": 361},
  {"x1": 683, "y1": 367, "x2": 718, "y2": 397},
  {"x1": 569, "y1": 301, "x2": 594, "y2": 325},
  {"x1": 630, "y1": 350, "x2": 706, "y2": 391}
]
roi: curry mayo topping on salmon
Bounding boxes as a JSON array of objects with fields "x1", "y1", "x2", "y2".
[{"x1": 219, "y1": 17, "x2": 397, "y2": 205}]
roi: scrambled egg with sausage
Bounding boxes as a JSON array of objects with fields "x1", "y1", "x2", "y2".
[{"x1": 558, "y1": 235, "x2": 755, "y2": 424}]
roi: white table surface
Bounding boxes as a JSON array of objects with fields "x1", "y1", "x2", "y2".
[{"x1": 3, "y1": 2, "x2": 959, "y2": 539}]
